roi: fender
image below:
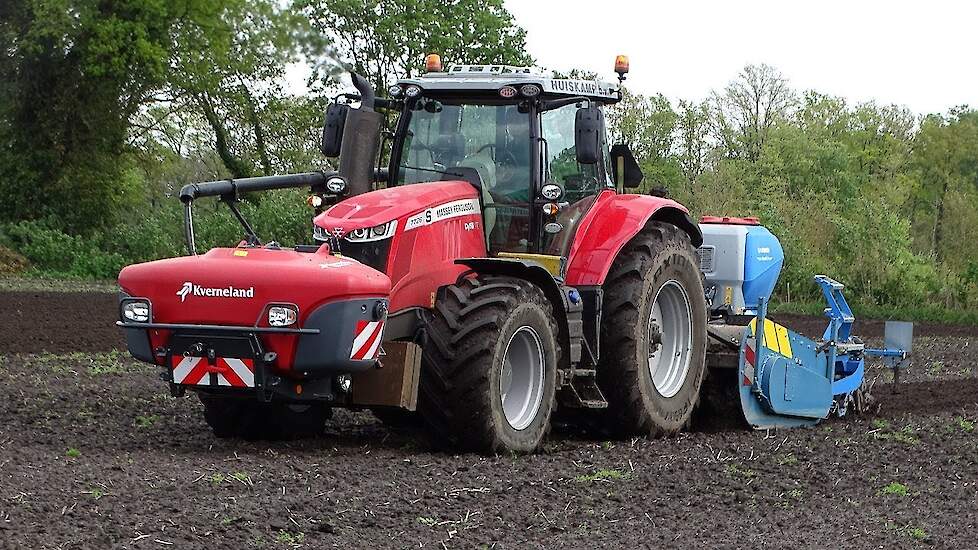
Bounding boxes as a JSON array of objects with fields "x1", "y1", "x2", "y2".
[
  {"x1": 455, "y1": 257, "x2": 576, "y2": 368},
  {"x1": 565, "y1": 190, "x2": 703, "y2": 287}
]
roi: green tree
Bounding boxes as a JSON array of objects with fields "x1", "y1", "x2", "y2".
[
  {"x1": 605, "y1": 88, "x2": 681, "y2": 193},
  {"x1": 0, "y1": 0, "x2": 177, "y2": 231},
  {"x1": 297, "y1": 0, "x2": 532, "y2": 95},
  {"x1": 675, "y1": 100, "x2": 711, "y2": 194},
  {"x1": 0, "y1": 0, "x2": 304, "y2": 230},
  {"x1": 909, "y1": 108, "x2": 978, "y2": 265},
  {"x1": 709, "y1": 64, "x2": 795, "y2": 162}
]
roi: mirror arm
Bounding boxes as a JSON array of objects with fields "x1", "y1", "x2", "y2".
[
  {"x1": 184, "y1": 202, "x2": 197, "y2": 256},
  {"x1": 540, "y1": 95, "x2": 590, "y2": 112},
  {"x1": 221, "y1": 194, "x2": 261, "y2": 246},
  {"x1": 373, "y1": 98, "x2": 403, "y2": 111}
]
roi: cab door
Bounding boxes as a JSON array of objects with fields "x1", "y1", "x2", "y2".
[{"x1": 534, "y1": 103, "x2": 612, "y2": 259}]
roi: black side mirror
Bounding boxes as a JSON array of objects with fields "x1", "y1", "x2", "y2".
[
  {"x1": 610, "y1": 144, "x2": 643, "y2": 188},
  {"x1": 320, "y1": 103, "x2": 349, "y2": 157},
  {"x1": 574, "y1": 106, "x2": 602, "y2": 165}
]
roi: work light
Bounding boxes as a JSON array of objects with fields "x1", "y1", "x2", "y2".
[
  {"x1": 122, "y1": 299, "x2": 151, "y2": 323},
  {"x1": 268, "y1": 305, "x2": 298, "y2": 327},
  {"x1": 325, "y1": 175, "x2": 348, "y2": 195}
]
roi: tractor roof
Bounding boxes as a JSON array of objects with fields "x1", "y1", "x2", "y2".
[{"x1": 397, "y1": 65, "x2": 620, "y2": 101}]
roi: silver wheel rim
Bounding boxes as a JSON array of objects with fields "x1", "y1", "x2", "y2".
[
  {"x1": 648, "y1": 280, "x2": 693, "y2": 398},
  {"x1": 500, "y1": 326, "x2": 546, "y2": 431}
]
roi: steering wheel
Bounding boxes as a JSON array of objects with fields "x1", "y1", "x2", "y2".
[{"x1": 473, "y1": 143, "x2": 495, "y2": 159}]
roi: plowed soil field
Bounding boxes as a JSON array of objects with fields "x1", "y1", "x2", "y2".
[{"x1": 1, "y1": 290, "x2": 975, "y2": 549}]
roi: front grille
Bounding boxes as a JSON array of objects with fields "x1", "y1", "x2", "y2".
[
  {"x1": 698, "y1": 246, "x2": 715, "y2": 273},
  {"x1": 313, "y1": 225, "x2": 391, "y2": 272},
  {"x1": 342, "y1": 239, "x2": 392, "y2": 272}
]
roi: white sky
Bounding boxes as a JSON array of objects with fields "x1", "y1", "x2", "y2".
[{"x1": 503, "y1": 0, "x2": 977, "y2": 114}]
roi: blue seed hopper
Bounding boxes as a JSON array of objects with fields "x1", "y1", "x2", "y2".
[{"x1": 699, "y1": 219, "x2": 913, "y2": 429}]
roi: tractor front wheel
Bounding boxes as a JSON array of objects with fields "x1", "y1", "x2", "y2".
[
  {"x1": 599, "y1": 222, "x2": 708, "y2": 437},
  {"x1": 198, "y1": 394, "x2": 332, "y2": 440},
  {"x1": 419, "y1": 275, "x2": 559, "y2": 454}
]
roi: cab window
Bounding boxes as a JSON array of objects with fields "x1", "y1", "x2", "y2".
[{"x1": 541, "y1": 104, "x2": 603, "y2": 202}]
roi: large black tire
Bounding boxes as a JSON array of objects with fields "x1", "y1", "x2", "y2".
[
  {"x1": 198, "y1": 394, "x2": 332, "y2": 440},
  {"x1": 598, "y1": 222, "x2": 708, "y2": 437},
  {"x1": 419, "y1": 275, "x2": 559, "y2": 454}
]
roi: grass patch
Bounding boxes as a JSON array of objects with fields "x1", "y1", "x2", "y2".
[
  {"x1": 770, "y1": 300, "x2": 978, "y2": 326},
  {"x1": 871, "y1": 420, "x2": 920, "y2": 445},
  {"x1": 66, "y1": 448, "x2": 81, "y2": 458},
  {"x1": 417, "y1": 516, "x2": 437, "y2": 526},
  {"x1": 907, "y1": 527, "x2": 928, "y2": 541},
  {"x1": 229, "y1": 471, "x2": 253, "y2": 485},
  {"x1": 83, "y1": 488, "x2": 106, "y2": 500},
  {"x1": 777, "y1": 454, "x2": 798, "y2": 466},
  {"x1": 20, "y1": 350, "x2": 138, "y2": 376},
  {"x1": 274, "y1": 530, "x2": 304, "y2": 546},
  {"x1": 574, "y1": 469, "x2": 626, "y2": 483},
  {"x1": 881, "y1": 482, "x2": 909, "y2": 497},
  {"x1": 723, "y1": 463, "x2": 757, "y2": 479},
  {"x1": 87, "y1": 350, "x2": 132, "y2": 375},
  {"x1": 957, "y1": 417, "x2": 975, "y2": 433},
  {"x1": 134, "y1": 414, "x2": 159, "y2": 429},
  {"x1": 0, "y1": 275, "x2": 118, "y2": 293}
]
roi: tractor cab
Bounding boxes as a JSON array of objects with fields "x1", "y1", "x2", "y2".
[{"x1": 385, "y1": 61, "x2": 637, "y2": 259}]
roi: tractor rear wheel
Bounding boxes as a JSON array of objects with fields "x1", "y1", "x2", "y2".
[
  {"x1": 198, "y1": 394, "x2": 331, "y2": 440},
  {"x1": 419, "y1": 275, "x2": 559, "y2": 453},
  {"x1": 598, "y1": 222, "x2": 707, "y2": 437}
]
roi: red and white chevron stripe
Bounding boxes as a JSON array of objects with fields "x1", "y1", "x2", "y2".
[
  {"x1": 351, "y1": 320, "x2": 384, "y2": 360},
  {"x1": 170, "y1": 356, "x2": 255, "y2": 387},
  {"x1": 742, "y1": 341, "x2": 756, "y2": 387}
]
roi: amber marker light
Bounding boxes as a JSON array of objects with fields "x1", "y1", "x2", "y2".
[
  {"x1": 425, "y1": 53, "x2": 443, "y2": 72},
  {"x1": 615, "y1": 55, "x2": 630, "y2": 80}
]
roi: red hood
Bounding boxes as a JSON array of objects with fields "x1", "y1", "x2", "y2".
[
  {"x1": 118, "y1": 246, "x2": 391, "y2": 326},
  {"x1": 314, "y1": 180, "x2": 477, "y2": 234}
]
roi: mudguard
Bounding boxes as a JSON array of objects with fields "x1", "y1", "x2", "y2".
[{"x1": 564, "y1": 190, "x2": 702, "y2": 287}]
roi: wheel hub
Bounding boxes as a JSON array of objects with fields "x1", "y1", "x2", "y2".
[
  {"x1": 500, "y1": 326, "x2": 545, "y2": 431},
  {"x1": 647, "y1": 280, "x2": 693, "y2": 398}
]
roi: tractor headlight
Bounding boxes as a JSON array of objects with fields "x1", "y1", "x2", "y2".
[
  {"x1": 121, "y1": 299, "x2": 151, "y2": 323},
  {"x1": 345, "y1": 220, "x2": 397, "y2": 242},
  {"x1": 268, "y1": 305, "x2": 298, "y2": 327},
  {"x1": 313, "y1": 224, "x2": 330, "y2": 242},
  {"x1": 404, "y1": 85, "x2": 422, "y2": 98}
]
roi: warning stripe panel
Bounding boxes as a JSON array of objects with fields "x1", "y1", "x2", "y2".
[
  {"x1": 170, "y1": 356, "x2": 255, "y2": 388},
  {"x1": 351, "y1": 320, "x2": 385, "y2": 360}
]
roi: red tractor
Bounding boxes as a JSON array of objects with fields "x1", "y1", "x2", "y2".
[{"x1": 118, "y1": 56, "x2": 709, "y2": 452}]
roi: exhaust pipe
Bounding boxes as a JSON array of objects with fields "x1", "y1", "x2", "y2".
[{"x1": 338, "y1": 73, "x2": 384, "y2": 197}]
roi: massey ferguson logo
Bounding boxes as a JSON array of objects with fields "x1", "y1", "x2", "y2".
[{"x1": 176, "y1": 281, "x2": 255, "y2": 303}]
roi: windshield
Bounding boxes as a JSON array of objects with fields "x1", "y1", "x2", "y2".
[{"x1": 395, "y1": 100, "x2": 531, "y2": 202}]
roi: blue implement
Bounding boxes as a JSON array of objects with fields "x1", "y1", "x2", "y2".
[{"x1": 737, "y1": 276, "x2": 910, "y2": 429}]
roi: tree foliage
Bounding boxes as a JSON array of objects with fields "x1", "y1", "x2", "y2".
[
  {"x1": 610, "y1": 64, "x2": 978, "y2": 310},
  {"x1": 1, "y1": 2, "x2": 975, "y2": 318},
  {"x1": 298, "y1": 0, "x2": 532, "y2": 94}
]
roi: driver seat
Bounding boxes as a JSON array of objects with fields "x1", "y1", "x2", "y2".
[{"x1": 456, "y1": 153, "x2": 497, "y2": 243}]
